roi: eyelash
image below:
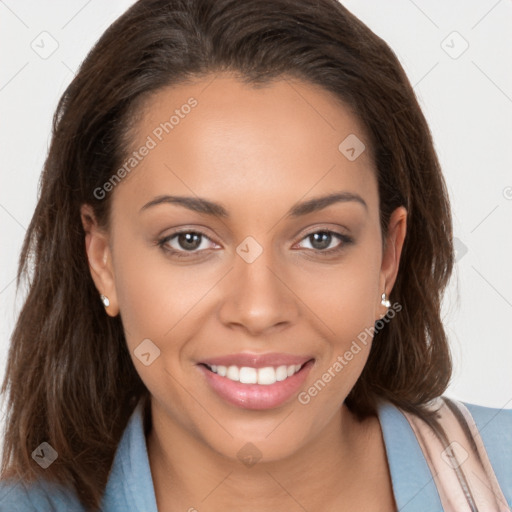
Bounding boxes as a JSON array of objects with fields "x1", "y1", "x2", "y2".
[{"x1": 156, "y1": 228, "x2": 353, "y2": 259}]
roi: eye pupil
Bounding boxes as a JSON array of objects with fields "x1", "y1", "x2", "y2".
[
  {"x1": 310, "y1": 232, "x2": 332, "y2": 250},
  {"x1": 178, "y1": 232, "x2": 202, "y2": 250}
]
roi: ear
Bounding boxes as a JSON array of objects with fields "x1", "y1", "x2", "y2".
[
  {"x1": 378, "y1": 206, "x2": 407, "y2": 316},
  {"x1": 80, "y1": 204, "x2": 119, "y2": 317}
]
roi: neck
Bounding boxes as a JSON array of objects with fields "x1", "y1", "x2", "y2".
[{"x1": 146, "y1": 400, "x2": 387, "y2": 511}]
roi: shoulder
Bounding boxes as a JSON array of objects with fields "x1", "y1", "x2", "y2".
[
  {"x1": 0, "y1": 478, "x2": 84, "y2": 512},
  {"x1": 462, "y1": 399, "x2": 512, "y2": 432},
  {"x1": 460, "y1": 400, "x2": 512, "y2": 495},
  {"x1": 0, "y1": 400, "x2": 152, "y2": 512},
  {"x1": 376, "y1": 397, "x2": 512, "y2": 511}
]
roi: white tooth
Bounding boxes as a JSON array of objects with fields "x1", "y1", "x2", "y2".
[
  {"x1": 294, "y1": 364, "x2": 301, "y2": 372},
  {"x1": 226, "y1": 365, "x2": 240, "y2": 381},
  {"x1": 276, "y1": 365, "x2": 288, "y2": 381},
  {"x1": 286, "y1": 365, "x2": 295, "y2": 377},
  {"x1": 258, "y1": 367, "x2": 277, "y2": 385},
  {"x1": 211, "y1": 365, "x2": 218, "y2": 373},
  {"x1": 217, "y1": 365, "x2": 227, "y2": 377},
  {"x1": 239, "y1": 367, "x2": 257, "y2": 384}
]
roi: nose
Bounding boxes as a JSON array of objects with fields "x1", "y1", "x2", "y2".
[{"x1": 217, "y1": 246, "x2": 300, "y2": 337}]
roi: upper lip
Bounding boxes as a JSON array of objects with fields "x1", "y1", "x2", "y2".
[{"x1": 200, "y1": 352, "x2": 313, "y2": 369}]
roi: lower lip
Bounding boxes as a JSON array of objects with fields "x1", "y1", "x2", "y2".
[{"x1": 198, "y1": 361, "x2": 314, "y2": 410}]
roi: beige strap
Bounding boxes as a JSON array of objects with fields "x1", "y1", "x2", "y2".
[{"x1": 401, "y1": 397, "x2": 509, "y2": 512}]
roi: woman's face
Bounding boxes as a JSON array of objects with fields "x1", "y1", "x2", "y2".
[{"x1": 83, "y1": 73, "x2": 406, "y2": 462}]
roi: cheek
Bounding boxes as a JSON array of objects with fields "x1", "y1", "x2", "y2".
[
  {"x1": 110, "y1": 238, "x2": 205, "y2": 415},
  {"x1": 112, "y1": 240, "x2": 167, "y2": 344},
  {"x1": 305, "y1": 248, "x2": 382, "y2": 341},
  {"x1": 110, "y1": 229, "x2": 221, "y2": 395},
  {"x1": 298, "y1": 245, "x2": 382, "y2": 401},
  {"x1": 111, "y1": 229, "x2": 205, "y2": 345}
]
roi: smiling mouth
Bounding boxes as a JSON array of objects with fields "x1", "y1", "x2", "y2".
[
  {"x1": 202, "y1": 363, "x2": 306, "y2": 385},
  {"x1": 197, "y1": 352, "x2": 315, "y2": 409}
]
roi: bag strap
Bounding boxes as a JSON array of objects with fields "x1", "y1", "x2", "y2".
[{"x1": 400, "y1": 396, "x2": 509, "y2": 512}]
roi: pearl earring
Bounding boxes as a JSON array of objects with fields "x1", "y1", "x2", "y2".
[
  {"x1": 381, "y1": 293, "x2": 391, "y2": 308},
  {"x1": 100, "y1": 294, "x2": 110, "y2": 308}
]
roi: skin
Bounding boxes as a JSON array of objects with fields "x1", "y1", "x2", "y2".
[{"x1": 81, "y1": 72, "x2": 406, "y2": 511}]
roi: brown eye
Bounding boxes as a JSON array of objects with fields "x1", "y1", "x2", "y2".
[
  {"x1": 176, "y1": 232, "x2": 203, "y2": 251},
  {"x1": 157, "y1": 230, "x2": 218, "y2": 257},
  {"x1": 296, "y1": 230, "x2": 352, "y2": 253},
  {"x1": 308, "y1": 232, "x2": 335, "y2": 250}
]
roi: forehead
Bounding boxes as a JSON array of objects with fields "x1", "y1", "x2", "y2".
[{"x1": 114, "y1": 73, "x2": 377, "y2": 217}]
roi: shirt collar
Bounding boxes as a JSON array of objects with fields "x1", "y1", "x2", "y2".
[
  {"x1": 376, "y1": 399, "x2": 443, "y2": 511},
  {"x1": 101, "y1": 399, "x2": 158, "y2": 512},
  {"x1": 102, "y1": 399, "x2": 442, "y2": 511}
]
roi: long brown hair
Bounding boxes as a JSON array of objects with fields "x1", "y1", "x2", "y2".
[{"x1": 1, "y1": 0, "x2": 454, "y2": 509}]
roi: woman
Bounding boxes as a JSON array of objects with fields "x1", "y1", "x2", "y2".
[{"x1": 1, "y1": 0, "x2": 510, "y2": 511}]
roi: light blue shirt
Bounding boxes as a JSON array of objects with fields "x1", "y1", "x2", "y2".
[{"x1": 1, "y1": 398, "x2": 511, "y2": 511}]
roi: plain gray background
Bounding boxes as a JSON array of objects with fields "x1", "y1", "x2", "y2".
[{"x1": 1, "y1": 0, "x2": 511, "y2": 447}]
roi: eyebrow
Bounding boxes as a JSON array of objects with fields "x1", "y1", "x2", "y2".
[{"x1": 140, "y1": 191, "x2": 367, "y2": 218}]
